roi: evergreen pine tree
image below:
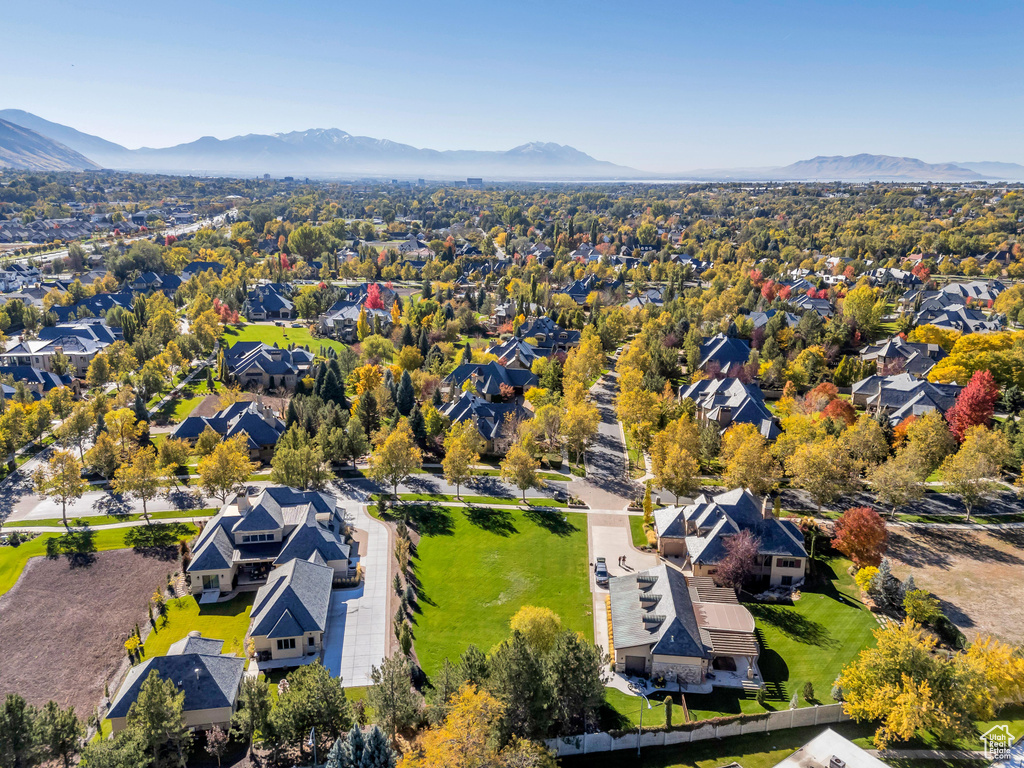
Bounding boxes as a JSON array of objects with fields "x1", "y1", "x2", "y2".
[
  {"x1": 134, "y1": 392, "x2": 149, "y2": 423},
  {"x1": 417, "y1": 327, "x2": 429, "y2": 358},
  {"x1": 432, "y1": 387, "x2": 443, "y2": 407},
  {"x1": 314, "y1": 363, "x2": 328, "y2": 398},
  {"x1": 285, "y1": 399, "x2": 300, "y2": 430},
  {"x1": 462, "y1": 341, "x2": 473, "y2": 365},
  {"x1": 400, "y1": 324, "x2": 415, "y2": 348},
  {"x1": 408, "y1": 403, "x2": 426, "y2": 439},
  {"x1": 358, "y1": 726, "x2": 396, "y2": 768},
  {"x1": 396, "y1": 371, "x2": 415, "y2": 417}
]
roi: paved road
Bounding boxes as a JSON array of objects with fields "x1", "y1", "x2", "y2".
[
  {"x1": 569, "y1": 373, "x2": 636, "y2": 511},
  {"x1": 322, "y1": 498, "x2": 389, "y2": 686}
]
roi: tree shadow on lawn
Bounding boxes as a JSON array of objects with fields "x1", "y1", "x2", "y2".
[
  {"x1": 524, "y1": 508, "x2": 578, "y2": 537},
  {"x1": 406, "y1": 505, "x2": 454, "y2": 537},
  {"x1": 463, "y1": 505, "x2": 517, "y2": 536},
  {"x1": 124, "y1": 523, "x2": 192, "y2": 560},
  {"x1": 746, "y1": 603, "x2": 838, "y2": 649}
]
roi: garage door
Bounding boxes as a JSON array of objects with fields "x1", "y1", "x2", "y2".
[{"x1": 624, "y1": 655, "x2": 646, "y2": 675}]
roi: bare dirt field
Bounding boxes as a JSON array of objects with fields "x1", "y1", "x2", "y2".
[
  {"x1": 887, "y1": 526, "x2": 1024, "y2": 644},
  {"x1": 0, "y1": 548, "x2": 178, "y2": 716}
]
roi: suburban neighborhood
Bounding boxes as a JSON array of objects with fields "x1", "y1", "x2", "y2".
[{"x1": 0, "y1": 168, "x2": 1020, "y2": 768}]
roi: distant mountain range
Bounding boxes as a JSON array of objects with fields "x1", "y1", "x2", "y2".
[
  {"x1": 0, "y1": 117, "x2": 99, "y2": 172},
  {"x1": 0, "y1": 110, "x2": 640, "y2": 180},
  {"x1": 1, "y1": 110, "x2": 1023, "y2": 182}
]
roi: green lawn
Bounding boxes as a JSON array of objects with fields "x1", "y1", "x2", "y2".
[
  {"x1": 0, "y1": 524, "x2": 198, "y2": 597},
  {"x1": 153, "y1": 375, "x2": 225, "y2": 423},
  {"x1": 629, "y1": 514, "x2": 650, "y2": 549},
  {"x1": 12, "y1": 509, "x2": 217, "y2": 528},
  {"x1": 604, "y1": 556, "x2": 879, "y2": 726},
  {"x1": 563, "y1": 721, "x2": 880, "y2": 768},
  {"x1": 223, "y1": 323, "x2": 348, "y2": 356},
  {"x1": 396, "y1": 493, "x2": 567, "y2": 508},
  {"x1": 144, "y1": 593, "x2": 254, "y2": 658},
  {"x1": 409, "y1": 507, "x2": 592, "y2": 678}
]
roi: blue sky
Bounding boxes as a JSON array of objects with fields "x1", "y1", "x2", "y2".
[{"x1": 2, "y1": 0, "x2": 1022, "y2": 171}]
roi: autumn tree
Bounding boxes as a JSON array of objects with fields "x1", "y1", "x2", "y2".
[
  {"x1": 500, "y1": 434, "x2": 540, "y2": 503},
  {"x1": 945, "y1": 369, "x2": 998, "y2": 441},
  {"x1": 509, "y1": 606, "x2": 562, "y2": 655},
  {"x1": 939, "y1": 425, "x2": 1010, "y2": 521},
  {"x1": 442, "y1": 420, "x2": 482, "y2": 499},
  {"x1": 199, "y1": 434, "x2": 257, "y2": 503},
  {"x1": 723, "y1": 430, "x2": 782, "y2": 495},
  {"x1": 788, "y1": 436, "x2": 860, "y2": 507},
  {"x1": 650, "y1": 415, "x2": 701, "y2": 503},
  {"x1": 34, "y1": 450, "x2": 89, "y2": 529},
  {"x1": 866, "y1": 449, "x2": 924, "y2": 518},
  {"x1": 368, "y1": 418, "x2": 423, "y2": 498},
  {"x1": 112, "y1": 445, "x2": 164, "y2": 523},
  {"x1": 833, "y1": 506, "x2": 888, "y2": 567},
  {"x1": 837, "y1": 620, "x2": 988, "y2": 747},
  {"x1": 560, "y1": 400, "x2": 600, "y2": 463}
]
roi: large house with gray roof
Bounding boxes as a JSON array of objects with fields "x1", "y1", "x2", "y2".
[
  {"x1": 0, "y1": 318, "x2": 121, "y2": 377},
  {"x1": 226, "y1": 342, "x2": 314, "y2": 390},
  {"x1": 173, "y1": 400, "x2": 286, "y2": 462},
  {"x1": 187, "y1": 486, "x2": 351, "y2": 600},
  {"x1": 609, "y1": 564, "x2": 761, "y2": 687},
  {"x1": 697, "y1": 334, "x2": 751, "y2": 373},
  {"x1": 249, "y1": 555, "x2": 334, "y2": 666},
  {"x1": 107, "y1": 632, "x2": 244, "y2": 735},
  {"x1": 654, "y1": 488, "x2": 807, "y2": 588},
  {"x1": 851, "y1": 372, "x2": 960, "y2": 423},
  {"x1": 442, "y1": 361, "x2": 538, "y2": 402},
  {"x1": 678, "y1": 378, "x2": 779, "y2": 440},
  {"x1": 859, "y1": 336, "x2": 946, "y2": 377},
  {"x1": 440, "y1": 391, "x2": 531, "y2": 455}
]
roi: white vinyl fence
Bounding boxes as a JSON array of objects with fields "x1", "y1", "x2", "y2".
[{"x1": 546, "y1": 703, "x2": 850, "y2": 757}]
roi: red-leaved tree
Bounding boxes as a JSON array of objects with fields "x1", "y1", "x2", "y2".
[
  {"x1": 945, "y1": 369, "x2": 998, "y2": 441},
  {"x1": 822, "y1": 398, "x2": 857, "y2": 427},
  {"x1": 833, "y1": 506, "x2": 888, "y2": 567},
  {"x1": 712, "y1": 529, "x2": 761, "y2": 592},
  {"x1": 365, "y1": 282, "x2": 385, "y2": 310}
]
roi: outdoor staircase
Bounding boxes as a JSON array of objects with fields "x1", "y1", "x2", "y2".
[{"x1": 172, "y1": 574, "x2": 189, "y2": 598}]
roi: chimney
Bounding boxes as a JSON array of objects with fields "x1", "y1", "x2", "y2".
[
  {"x1": 236, "y1": 492, "x2": 250, "y2": 514},
  {"x1": 762, "y1": 496, "x2": 772, "y2": 520}
]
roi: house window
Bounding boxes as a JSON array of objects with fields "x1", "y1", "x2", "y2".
[
  {"x1": 276, "y1": 638, "x2": 296, "y2": 650},
  {"x1": 308, "y1": 636, "x2": 315, "y2": 646},
  {"x1": 781, "y1": 576, "x2": 793, "y2": 586},
  {"x1": 777, "y1": 558, "x2": 799, "y2": 569}
]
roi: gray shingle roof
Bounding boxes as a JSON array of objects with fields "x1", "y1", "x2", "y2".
[
  {"x1": 250, "y1": 557, "x2": 333, "y2": 637},
  {"x1": 107, "y1": 635, "x2": 244, "y2": 720}
]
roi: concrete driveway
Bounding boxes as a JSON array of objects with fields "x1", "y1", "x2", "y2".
[{"x1": 322, "y1": 502, "x2": 389, "y2": 686}]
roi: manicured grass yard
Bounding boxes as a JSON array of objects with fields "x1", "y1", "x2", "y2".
[
  {"x1": 0, "y1": 524, "x2": 199, "y2": 597},
  {"x1": 223, "y1": 322, "x2": 349, "y2": 356},
  {"x1": 564, "y1": 721, "x2": 880, "y2": 768},
  {"x1": 629, "y1": 514, "x2": 650, "y2": 549},
  {"x1": 144, "y1": 593, "x2": 254, "y2": 658},
  {"x1": 13, "y1": 509, "x2": 217, "y2": 528},
  {"x1": 396, "y1": 493, "x2": 567, "y2": 508},
  {"x1": 410, "y1": 506, "x2": 592, "y2": 678},
  {"x1": 604, "y1": 555, "x2": 878, "y2": 726}
]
